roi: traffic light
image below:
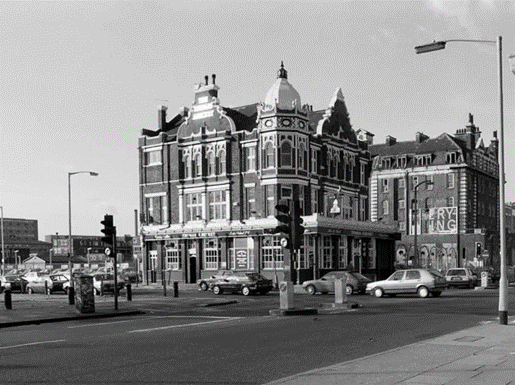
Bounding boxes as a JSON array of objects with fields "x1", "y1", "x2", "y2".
[
  {"x1": 476, "y1": 242, "x2": 482, "y2": 258},
  {"x1": 101, "y1": 214, "x2": 115, "y2": 246},
  {"x1": 291, "y1": 200, "x2": 305, "y2": 250},
  {"x1": 273, "y1": 199, "x2": 292, "y2": 249}
]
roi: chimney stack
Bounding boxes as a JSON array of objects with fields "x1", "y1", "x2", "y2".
[
  {"x1": 386, "y1": 135, "x2": 397, "y2": 146},
  {"x1": 205, "y1": 75, "x2": 209, "y2": 85},
  {"x1": 212, "y1": 74, "x2": 216, "y2": 84},
  {"x1": 158, "y1": 105, "x2": 167, "y2": 131}
]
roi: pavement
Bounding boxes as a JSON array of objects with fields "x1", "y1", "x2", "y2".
[
  {"x1": 266, "y1": 320, "x2": 515, "y2": 385},
  {"x1": 3, "y1": 283, "x2": 515, "y2": 385}
]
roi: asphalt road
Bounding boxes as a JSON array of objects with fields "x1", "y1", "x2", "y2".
[{"x1": 0, "y1": 288, "x2": 512, "y2": 385}]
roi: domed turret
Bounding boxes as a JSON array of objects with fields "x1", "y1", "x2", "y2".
[{"x1": 263, "y1": 62, "x2": 301, "y2": 110}]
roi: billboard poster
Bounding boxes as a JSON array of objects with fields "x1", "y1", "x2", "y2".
[
  {"x1": 427, "y1": 207, "x2": 457, "y2": 234},
  {"x1": 235, "y1": 249, "x2": 248, "y2": 270}
]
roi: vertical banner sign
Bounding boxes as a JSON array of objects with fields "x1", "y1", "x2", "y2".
[
  {"x1": 427, "y1": 207, "x2": 457, "y2": 234},
  {"x1": 235, "y1": 249, "x2": 248, "y2": 270}
]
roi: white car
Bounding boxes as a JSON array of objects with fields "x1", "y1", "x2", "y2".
[
  {"x1": 366, "y1": 269, "x2": 447, "y2": 298},
  {"x1": 445, "y1": 268, "x2": 477, "y2": 288}
]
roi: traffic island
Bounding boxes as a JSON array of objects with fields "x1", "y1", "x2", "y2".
[
  {"x1": 317, "y1": 302, "x2": 360, "y2": 314},
  {"x1": 269, "y1": 307, "x2": 318, "y2": 316}
]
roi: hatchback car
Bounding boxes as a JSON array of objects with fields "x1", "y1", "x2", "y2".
[
  {"x1": 92, "y1": 273, "x2": 125, "y2": 295},
  {"x1": 212, "y1": 272, "x2": 273, "y2": 296},
  {"x1": 27, "y1": 274, "x2": 69, "y2": 294},
  {"x1": 445, "y1": 268, "x2": 477, "y2": 288},
  {"x1": 197, "y1": 270, "x2": 235, "y2": 291},
  {"x1": 0, "y1": 274, "x2": 28, "y2": 293},
  {"x1": 302, "y1": 271, "x2": 371, "y2": 296},
  {"x1": 366, "y1": 269, "x2": 447, "y2": 298}
]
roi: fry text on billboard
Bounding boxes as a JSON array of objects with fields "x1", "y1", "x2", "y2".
[{"x1": 428, "y1": 207, "x2": 457, "y2": 234}]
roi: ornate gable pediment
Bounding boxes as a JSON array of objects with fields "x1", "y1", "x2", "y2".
[{"x1": 316, "y1": 88, "x2": 357, "y2": 143}]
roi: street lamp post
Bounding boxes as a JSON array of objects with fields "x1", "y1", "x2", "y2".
[
  {"x1": 412, "y1": 180, "x2": 433, "y2": 267},
  {"x1": 416, "y1": 36, "x2": 508, "y2": 325},
  {"x1": 68, "y1": 171, "x2": 98, "y2": 305}
]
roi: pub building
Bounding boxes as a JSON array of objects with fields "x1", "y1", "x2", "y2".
[{"x1": 138, "y1": 63, "x2": 400, "y2": 286}]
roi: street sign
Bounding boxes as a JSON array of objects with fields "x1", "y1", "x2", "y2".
[{"x1": 105, "y1": 247, "x2": 111, "y2": 256}]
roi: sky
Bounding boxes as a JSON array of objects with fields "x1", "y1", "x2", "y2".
[{"x1": 1, "y1": 0, "x2": 515, "y2": 241}]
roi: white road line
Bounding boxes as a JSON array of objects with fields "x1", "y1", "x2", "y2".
[
  {"x1": 146, "y1": 315, "x2": 239, "y2": 319},
  {"x1": 129, "y1": 317, "x2": 242, "y2": 333},
  {"x1": 68, "y1": 319, "x2": 134, "y2": 328},
  {"x1": 0, "y1": 340, "x2": 66, "y2": 350}
]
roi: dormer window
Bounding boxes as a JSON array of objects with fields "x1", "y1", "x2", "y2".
[
  {"x1": 217, "y1": 150, "x2": 226, "y2": 174},
  {"x1": 381, "y1": 157, "x2": 391, "y2": 169},
  {"x1": 397, "y1": 156, "x2": 407, "y2": 168},
  {"x1": 183, "y1": 155, "x2": 191, "y2": 179},
  {"x1": 446, "y1": 152, "x2": 457, "y2": 164},
  {"x1": 415, "y1": 154, "x2": 432, "y2": 166}
]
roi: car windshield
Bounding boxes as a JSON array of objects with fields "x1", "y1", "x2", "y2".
[
  {"x1": 446, "y1": 269, "x2": 465, "y2": 276},
  {"x1": 245, "y1": 273, "x2": 265, "y2": 280},
  {"x1": 351, "y1": 272, "x2": 369, "y2": 280},
  {"x1": 430, "y1": 270, "x2": 445, "y2": 278},
  {"x1": 96, "y1": 274, "x2": 113, "y2": 280}
]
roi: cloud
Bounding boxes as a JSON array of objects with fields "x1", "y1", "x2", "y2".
[{"x1": 427, "y1": 0, "x2": 497, "y2": 37}]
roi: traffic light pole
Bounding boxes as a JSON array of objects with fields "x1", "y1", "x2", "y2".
[{"x1": 112, "y1": 230, "x2": 118, "y2": 311}]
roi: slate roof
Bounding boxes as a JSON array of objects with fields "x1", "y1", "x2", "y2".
[
  {"x1": 222, "y1": 103, "x2": 259, "y2": 132},
  {"x1": 369, "y1": 133, "x2": 464, "y2": 157}
]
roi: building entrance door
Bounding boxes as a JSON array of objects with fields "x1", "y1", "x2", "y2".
[{"x1": 189, "y1": 256, "x2": 197, "y2": 283}]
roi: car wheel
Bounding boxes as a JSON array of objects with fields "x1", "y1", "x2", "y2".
[
  {"x1": 306, "y1": 285, "x2": 316, "y2": 295},
  {"x1": 418, "y1": 286, "x2": 430, "y2": 298},
  {"x1": 242, "y1": 286, "x2": 251, "y2": 296},
  {"x1": 213, "y1": 285, "x2": 222, "y2": 295},
  {"x1": 345, "y1": 285, "x2": 353, "y2": 296},
  {"x1": 432, "y1": 291, "x2": 442, "y2": 297},
  {"x1": 27, "y1": 287, "x2": 34, "y2": 294},
  {"x1": 373, "y1": 287, "x2": 384, "y2": 298},
  {"x1": 199, "y1": 282, "x2": 209, "y2": 291}
]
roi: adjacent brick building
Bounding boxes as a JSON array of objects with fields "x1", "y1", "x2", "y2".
[
  {"x1": 138, "y1": 63, "x2": 399, "y2": 285},
  {"x1": 369, "y1": 114, "x2": 504, "y2": 271}
]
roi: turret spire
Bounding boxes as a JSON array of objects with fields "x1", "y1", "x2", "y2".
[{"x1": 277, "y1": 61, "x2": 288, "y2": 79}]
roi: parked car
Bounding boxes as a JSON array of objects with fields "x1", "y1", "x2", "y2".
[
  {"x1": 366, "y1": 269, "x2": 447, "y2": 298},
  {"x1": 212, "y1": 272, "x2": 273, "y2": 296},
  {"x1": 301, "y1": 271, "x2": 371, "y2": 296},
  {"x1": 27, "y1": 274, "x2": 69, "y2": 294},
  {"x1": 121, "y1": 268, "x2": 141, "y2": 283},
  {"x1": 22, "y1": 271, "x2": 49, "y2": 284},
  {"x1": 0, "y1": 274, "x2": 28, "y2": 293},
  {"x1": 92, "y1": 273, "x2": 125, "y2": 295},
  {"x1": 197, "y1": 270, "x2": 235, "y2": 291},
  {"x1": 445, "y1": 268, "x2": 477, "y2": 288}
]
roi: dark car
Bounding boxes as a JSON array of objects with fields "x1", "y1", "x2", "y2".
[
  {"x1": 302, "y1": 271, "x2": 372, "y2": 296},
  {"x1": 121, "y1": 268, "x2": 141, "y2": 283},
  {"x1": 0, "y1": 274, "x2": 28, "y2": 293},
  {"x1": 26, "y1": 274, "x2": 69, "y2": 294},
  {"x1": 212, "y1": 272, "x2": 273, "y2": 296},
  {"x1": 197, "y1": 270, "x2": 235, "y2": 291}
]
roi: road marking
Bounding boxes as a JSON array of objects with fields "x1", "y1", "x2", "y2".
[
  {"x1": 146, "y1": 315, "x2": 238, "y2": 319},
  {"x1": 68, "y1": 319, "x2": 134, "y2": 328},
  {"x1": 0, "y1": 340, "x2": 66, "y2": 350},
  {"x1": 129, "y1": 317, "x2": 242, "y2": 333}
]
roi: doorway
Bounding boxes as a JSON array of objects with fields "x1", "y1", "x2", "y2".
[{"x1": 189, "y1": 256, "x2": 197, "y2": 283}]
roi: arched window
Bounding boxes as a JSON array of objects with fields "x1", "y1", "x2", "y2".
[
  {"x1": 194, "y1": 153, "x2": 202, "y2": 177},
  {"x1": 217, "y1": 150, "x2": 226, "y2": 174},
  {"x1": 298, "y1": 144, "x2": 305, "y2": 170},
  {"x1": 183, "y1": 156, "x2": 191, "y2": 179},
  {"x1": 207, "y1": 152, "x2": 215, "y2": 176},
  {"x1": 264, "y1": 142, "x2": 275, "y2": 168},
  {"x1": 280, "y1": 141, "x2": 292, "y2": 167}
]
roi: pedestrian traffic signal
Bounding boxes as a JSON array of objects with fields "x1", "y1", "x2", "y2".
[
  {"x1": 101, "y1": 214, "x2": 115, "y2": 246},
  {"x1": 291, "y1": 200, "x2": 305, "y2": 250},
  {"x1": 476, "y1": 242, "x2": 482, "y2": 258},
  {"x1": 274, "y1": 199, "x2": 292, "y2": 249}
]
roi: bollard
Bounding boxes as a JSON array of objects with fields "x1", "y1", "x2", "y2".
[
  {"x1": 68, "y1": 286, "x2": 75, "y2": 305},
  {"x1": 4, "y1": 289, "x2": 12, "y2": 310},
  {"x1": 45, "y1": 280, "x2": 49, "y2": 296},
  {"x1": 173, "y1": 281, "x2": 179, "y2": 298},
  {"x1": 126, "y1": 283, "x2": 132, "y2": 301}
]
